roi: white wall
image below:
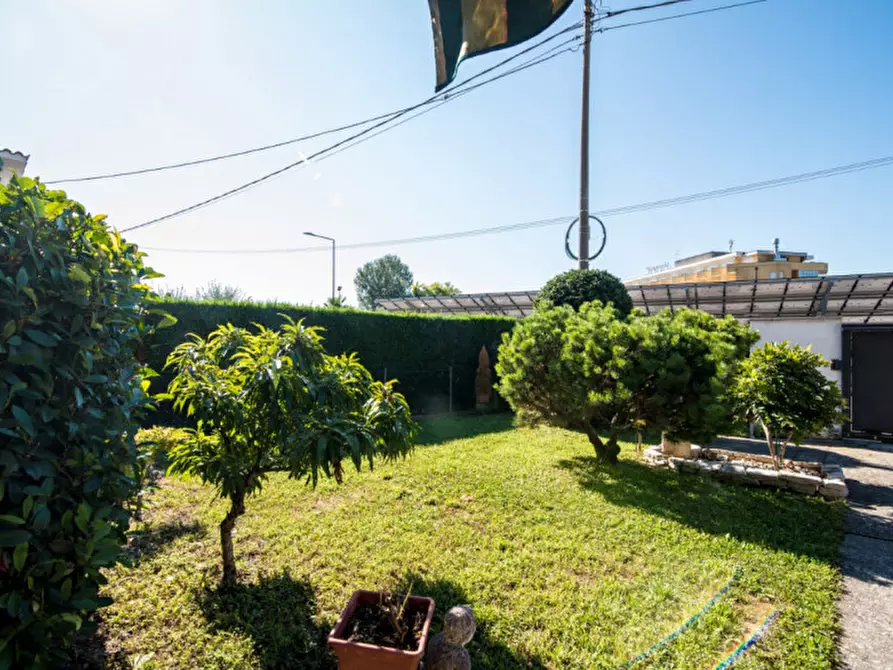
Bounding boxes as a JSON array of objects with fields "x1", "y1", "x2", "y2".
[
  {"x1": 748, "y1": 318, "x2": 842, "y2": 386},
  {"x1": 0, "y1": 151, "x2": 28, "y2": 185}
]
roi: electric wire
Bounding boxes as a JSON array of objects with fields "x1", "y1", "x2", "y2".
[
  {"x1": 48, "y1": 21, "x2": 581, "y2": 188},
  {"x1": 599, "y1": 0, "x2": 766, "y2": 32},
  {"x1": 141, "y1": 154, "x2": 893, "y2": 254}
]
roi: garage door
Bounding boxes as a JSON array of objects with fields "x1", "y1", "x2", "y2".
[{"x1": 844, "y1": 328, "x2": 893, "y2": 436}]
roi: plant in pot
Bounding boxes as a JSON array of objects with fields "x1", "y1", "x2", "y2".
[{"x1": 328, "y1": 587, "x2": 435, "y2": 670}]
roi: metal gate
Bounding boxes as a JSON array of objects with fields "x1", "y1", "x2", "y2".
[{"x1": 843, "y1": 327, "x2": 893, "y2": 437}]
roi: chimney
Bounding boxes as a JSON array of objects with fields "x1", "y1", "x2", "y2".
[{"x1": 0, "y1": 149, "x2": 30, "y2": 185}]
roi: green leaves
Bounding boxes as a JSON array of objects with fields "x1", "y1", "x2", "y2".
[
  {"x1": 165, "y1": 319, "x2": 417, "y2": 586},
  {"x1": 1, "y1": 177, "x2": 155, "y2": 666}
]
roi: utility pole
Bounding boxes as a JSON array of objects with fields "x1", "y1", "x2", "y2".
[{"x1": 578, "y1": 0, "x2": 593, "y2": 269}]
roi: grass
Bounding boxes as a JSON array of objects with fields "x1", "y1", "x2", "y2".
[{"x1": 83, "y1": 416, "x2": 844, "y2": 669}]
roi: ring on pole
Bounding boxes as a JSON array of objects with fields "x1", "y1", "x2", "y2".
[{"x1": 565, "y1": 214, "x2": 606, "y2": 262}]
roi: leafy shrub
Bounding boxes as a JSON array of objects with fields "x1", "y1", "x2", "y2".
[
  {"x1": 145, "y1": 300, "x2": 515, "y2": 421},
  {"x1": 496, "y1": 304, "x2": 755, "y2": 463},
  {"x1": 164, "y1": 318, "x2": 417, "y2": 588},
  {"x1": 354, "y1": 254, "x2": 413, "y2": 309},
  {"x1": 536, "y1": 269, "x2": 632, "y2": 315},
  {"x1": 734, "y1": 341, "x2": 845, "y2": 469},
  {"x1": 0, "y1": 178, "x2": 162, "y2": 667}
]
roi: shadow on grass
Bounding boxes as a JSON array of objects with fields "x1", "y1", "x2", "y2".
[
  {"x1": 557, "y1": 456, "x2": 843, "y2": 564},
  {"x1": 416, "y1": 413, "x2": 515, "y2": 447},
  {"x1": 127, "y1": 519, "x2": 206, "y2": 565},
  {"x1": 392, "y1": 571, "x2": 546, "y2": 669},
  {"x1": 200, "y1": 572, "x2": 334, "y2": 669}
]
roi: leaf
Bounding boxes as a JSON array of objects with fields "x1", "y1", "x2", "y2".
[
  {"x1": 22, "y1": 496, "x2": 33, "y2": 520},
  {"x1": 156, "y1": 315, "x2": 177, "y2": 330},
  {"x1": 0, "y1": 530, "x2": 30, "y2": 547},
  {"x1": 25, "y1": 329, "x2": 57, "y2": 347},
  {"x1": 74, "y1": 386, "x2": 84, "y2": 408},
  {"x1": 0, "y1": 321, "x2": 15, "y2": 342},
  {"x1": 15, "y1": 266, "x2": 28, "y2": 290},
  {"x1": 0, "y1": 515, "x2": 25, "y2": 526},
  {"x1": 32, "y1": 506, "x2": 50, "y2": 532},
  {"x1": 75, "y1": 502, "x2": 91, "y2": 533},
  {"x1": 68, "y1": 264, "x2": 91, "y2": 283},
  {"x1": 13, "y1": 543, "x2": 27, "y2": 572},
  {"x1": 11, "y1": 405, "x2": 34, "y2": 437}
]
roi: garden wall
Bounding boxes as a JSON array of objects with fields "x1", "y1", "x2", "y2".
[{"x1": 144, "y1": 299, "x2": 516, "y2": 424}]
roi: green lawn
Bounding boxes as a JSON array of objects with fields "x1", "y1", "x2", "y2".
[{"x1": 83, "y1": 416, "x2": 844, "y2": 669}]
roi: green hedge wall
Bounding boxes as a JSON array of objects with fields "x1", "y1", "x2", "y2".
[{"x1": 144, "y1": 299, "x2": 516, "y2": 424}]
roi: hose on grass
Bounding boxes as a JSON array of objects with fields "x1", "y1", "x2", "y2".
[
  {"x1": 713, "y1": 610, "x2": 779, "y2": 670},
  {"x1": 618, "y1": 567, "x2": 742, "y2": 668}
]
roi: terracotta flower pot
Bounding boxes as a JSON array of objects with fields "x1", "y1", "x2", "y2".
[{"x1": 328, "y1": 590, "x2": 436, "y2": 670}]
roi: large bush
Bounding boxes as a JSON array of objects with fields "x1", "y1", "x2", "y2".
[
  {"x1": 496, "y1": 304, "x2": 755, "y2": 462},
  {"x1": 164, "y1": 318, "x2": 417, "y2": 588},
  {"x1": 734, "y1": 341, "x2": 844, "y2": 469},
  {"x1": 0, "y1": 178, "x2": 161, "y2": 667},
  {"x1": 145, "y1": 300, "x2": 515, "y2": 421},
  {"x1": 537, "y1": 269, "x2": 632, "y2": 315}
]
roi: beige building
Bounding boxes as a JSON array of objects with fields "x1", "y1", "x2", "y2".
[
  {"x1": 625, "y1": 245, "x2": 828, "y2": 286},
  {"x1": 0, "y1": 149, "x2": 29, "y2": 185}
]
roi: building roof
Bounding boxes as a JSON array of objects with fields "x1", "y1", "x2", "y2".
[{"x1": 375, "y1": 273, "x2": 893, "y2": 323}]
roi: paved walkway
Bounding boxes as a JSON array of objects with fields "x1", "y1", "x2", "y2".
[{"x1": 713, "y1": 437, "x2": 893, "y2": 669}]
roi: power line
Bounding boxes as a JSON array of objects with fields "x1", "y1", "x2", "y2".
[
  {"x1": 599, "y1": 0, "x2": 766, "y2": 32},
  {"x1": 141, "y1": 154, "x2": 893, "y2": 254},
  {"x1": 49, "y1": 20, "x2": 581, "y2": 189},
  {"x1": 119, "y1": 21, "x2": 584, "y2": 233},
  {"x1": 603, "y1": 0, "x2": 692, "y2": 20}
]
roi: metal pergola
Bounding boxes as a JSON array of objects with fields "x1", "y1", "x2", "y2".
[{"x1": 375, "y1": 273, "x2": 893, "y2": 324}]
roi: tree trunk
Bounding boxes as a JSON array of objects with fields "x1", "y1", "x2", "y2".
[
  {"x1": 220, "y1": 494, "x2": 246, "y2": 590},
  {"x1": 586, "y1": 426, "x2": 620, "y2": 465},
  {"x1": 761, "y1": 422, "x2": 780, "y2": 470}
]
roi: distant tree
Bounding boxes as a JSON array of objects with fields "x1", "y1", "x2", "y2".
[
  {"x1": 195, "y1": 280, "x2": 249, "y2": 302},
  {"x1": 158, "y1": 284, "x2": 189, "y2": 299},
  {"x1": 324, "y1": 288, "x2": 349, "y2": 308},
  {"x1": 734, "y1": 342, "x2": 845, "y2": 469},
  {"x1": 411, "y1": 281, "x2": 461, "y2": 297},
  {"x1": 354, "y1": 255, "x2": 413, "y2": 309},
  {"x1": 537, "y1": 269, "x2": 632, "y2": 316}
]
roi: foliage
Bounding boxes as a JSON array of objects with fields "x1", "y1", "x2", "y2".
[
  {"x1": 144, "y1": 299, "x2": 515, "y2": 420},
  {"x1": 194, "y1": 280, "x2": 250, "y2": 302},
  {"x1": 536, "y1": 268, "x2": 632, "y2": 316},
  {"x1": 0, "y1": 177, "x2": 164, "y2": 667},
  {"x1": 496, "y1": 304, "x2": 755, "y2": 462},
  {"x1": 354, "y1": 255, "x2": 413, "y2": 309},
  {"x1": 92, "y1": 416, "x2": 844, "y2": 668},
  {"x1": 163, "y1": 317, "x2": 418, "y2": 587},
  {"x1": 734, "y1": 341, "x2": 845, "y2": 469},
  {"x1": 410, "y1": 281, "x2": 461, "y2": 297},
  {"x1": 625, "y1": 309, "x2": 759, "y2": 444},
  {"x1": 323, "y1": 290, "x2": 348, "y2": 309}
]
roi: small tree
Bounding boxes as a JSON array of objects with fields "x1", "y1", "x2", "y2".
[
  {"x1": 537, "y1": 269, "x2": 632, "y2": 316},
  {"x1": 165, "y1": 318, "x2": 417, "y2": 588},
  {"x1": 354, "y1": 255, "x2": 413, "y2": 309},
  {"x1": 734, "y1": 341, "x2": 844, "y2": 470}
]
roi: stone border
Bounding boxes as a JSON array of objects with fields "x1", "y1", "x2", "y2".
[{"x1": 643, "y1": 446, "x2": 848, "y2": 500}]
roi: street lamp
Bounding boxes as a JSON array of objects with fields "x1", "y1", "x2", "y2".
[{"x1": 303, "y1": 232, "x2": 336, "y2": 302}]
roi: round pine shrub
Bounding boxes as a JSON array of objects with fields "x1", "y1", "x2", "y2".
[{"x1": 537, "y1": 269, "x2": 632, "y2": 315}]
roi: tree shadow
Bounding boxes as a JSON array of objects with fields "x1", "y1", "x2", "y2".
[
  {"x1": 126, "y1": 519, "x2": 206, "y2": 565},
  {"x1": 200, "y1": 571, "x2": 335, "y2": 669},
  {"x1": 391, "y1": 571, "x2": 547, "y2": 669},
  {"x1": 556, "y1": 455, "x2": 843, "y2": 565},
  {"x1": 416, "y1": 413, "x2": 515, "y2": 447}
]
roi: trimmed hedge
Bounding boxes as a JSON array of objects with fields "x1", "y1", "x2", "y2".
[{"x1": 145, "y1": 300, "x2": 516, "y2": 422}]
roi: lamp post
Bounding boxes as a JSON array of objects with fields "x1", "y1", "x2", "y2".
[{"x1": 303, "y1": 232, "x2": 336, "y2": 302}]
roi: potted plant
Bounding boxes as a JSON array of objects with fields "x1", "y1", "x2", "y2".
[{"x1": 328, "y1": 589, "x2": 435, "y2": 670}]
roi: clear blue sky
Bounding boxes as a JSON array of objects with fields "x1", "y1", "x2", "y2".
[{"x1": 4, "y1": 0, "x2": 892, "y2": 304}]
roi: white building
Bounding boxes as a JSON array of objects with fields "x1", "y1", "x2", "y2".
[{"x1": 0, "y1": 149, "x2": 29, "y2": 185}]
